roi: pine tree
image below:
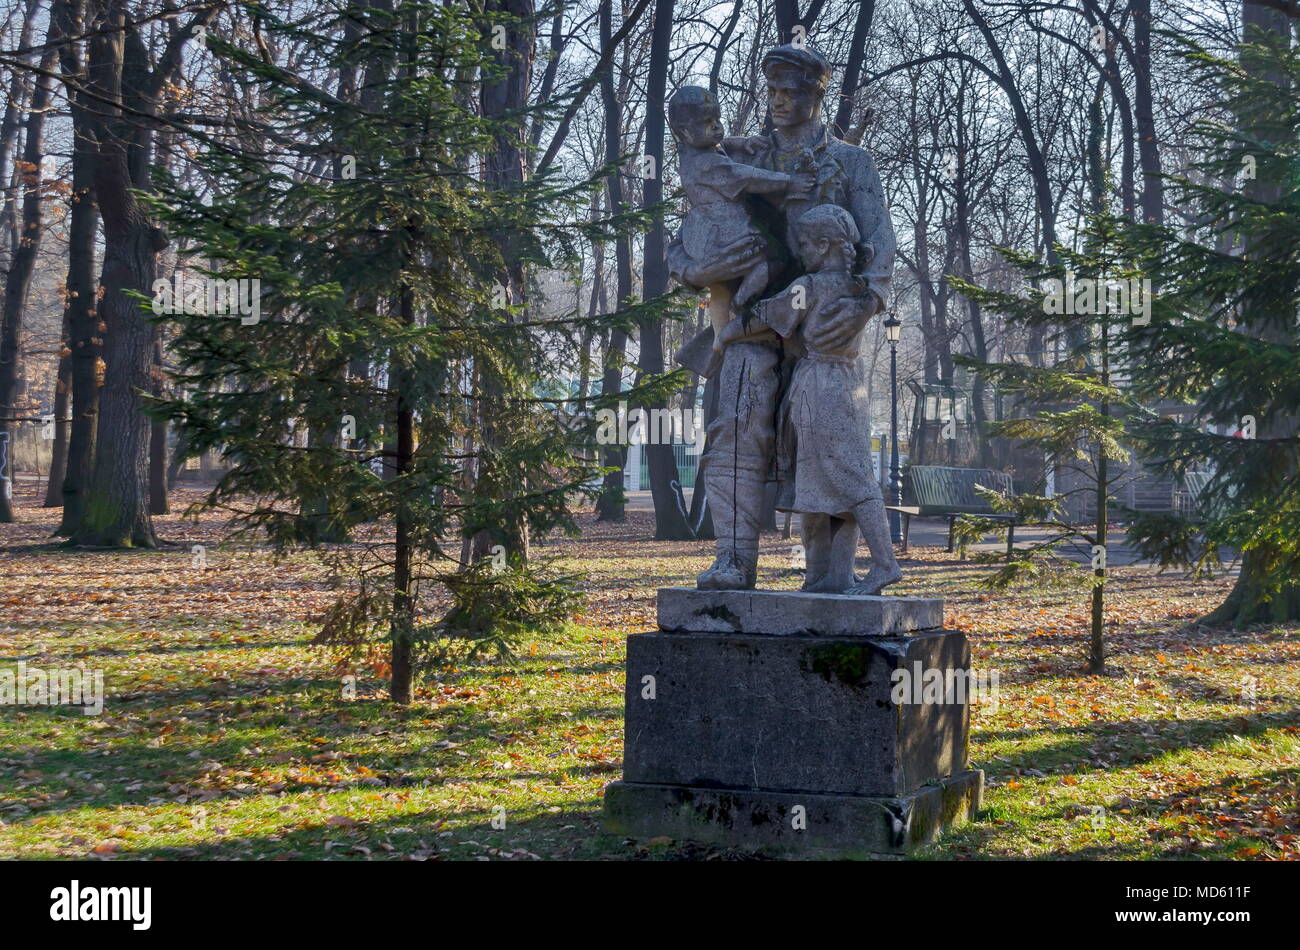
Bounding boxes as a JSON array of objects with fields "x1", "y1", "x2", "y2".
[
  {"x1": 952, "y1": 219, "x2": 1144, "y2": 673},
  {"x1": 148, "y1": 1, "x2": 664, "y2": 702},
  {"x1": 946, "y1": 45, "x2": 1148, "y2": 674},
  {"x1": 1119, "y1": 24, "x2": 1300, "y2": 627}
]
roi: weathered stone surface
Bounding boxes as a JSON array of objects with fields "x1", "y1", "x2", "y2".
[
  {"x1": 657, "y1": 587, "x2": 942, "y2": 636},
  {"x1": 668, "y1": 44, "x2": 901, "y2": 597},
  {"x1": 621, "y1": 628, "x2": 970, "y2": 797},
  {"x1": 604, "y1": 770, "x2": 984, "y2": 859}
]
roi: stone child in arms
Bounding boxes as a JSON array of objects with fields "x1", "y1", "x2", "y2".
[{"x1": 667, "y1": 86, "x2": 814, "y2": 339}]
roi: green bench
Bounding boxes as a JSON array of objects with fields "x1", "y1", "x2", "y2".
[
  {"x1": 886, "y1": 465, "x2": 1016, "y2": 556},
  {"x1": 1182, "y1": 469, "x2": 1232, "y2": 519}
]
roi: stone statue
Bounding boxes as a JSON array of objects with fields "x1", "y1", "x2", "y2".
[
  {"x1": 668, "y1": 43, "x2": 900, "y2": 595},
  {"x1": 609, "y1": 56, "x2": 981, "y2": 851}
]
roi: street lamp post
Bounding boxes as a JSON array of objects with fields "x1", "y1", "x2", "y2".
[{"x1": 884, "y1": 314, "x2": 903, "y2": 544}]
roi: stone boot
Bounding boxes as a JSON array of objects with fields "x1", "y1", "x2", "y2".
[
  {"x1": 697, "y1": 459, "x2": 765, "y2": 591},
  {"x1": 697, "y1": 546, "x2": 758, "y2": 590}
]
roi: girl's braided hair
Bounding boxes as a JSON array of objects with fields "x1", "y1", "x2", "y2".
[{"x1": 796, "y1": 204, "x2": 859, "y2": 266}]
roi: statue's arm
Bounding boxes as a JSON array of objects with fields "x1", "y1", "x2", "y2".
[
  {"x1": 846, "y1": 148, "x2": 896, "y2": 314},
  {"x1": 717, "y1": 280, "x2": 807, "y2": 346},
  {"x1": 721, "y1": 134, "x2": 763, "y2": 157},
  {"x1": 805, "y1": 295, "x2": 873, "y2": 352},
  {"x1": 730, "y1": 162, "x2": 793, "y2": 196},
  {"x1": 697, "y1": 152, "x2": 794, "y2": 200}
]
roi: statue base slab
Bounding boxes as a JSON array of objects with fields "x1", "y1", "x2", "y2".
[{"x1": 657, "y1": 587, "x2": 943, "y2": 637}]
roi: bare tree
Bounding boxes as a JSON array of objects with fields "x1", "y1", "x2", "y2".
[{"x1": 0, "y1": 20, "x2": 56, "y2": 523}]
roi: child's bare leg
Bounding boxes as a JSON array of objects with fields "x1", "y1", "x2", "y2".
[
  {"x1": 848, "y1": 498, "x2": 902, "y2": 595},
  {"x1": 731, "y1": 260, "x2": 770, "y2": 314},
  {"x1": 799, "y1": 513, "x2": 831, "y2": 592},
  {"x1": 801, "y1": 512, "x2": 858, "y2": 593}
]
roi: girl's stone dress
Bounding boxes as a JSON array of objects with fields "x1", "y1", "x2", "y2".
[{"x1": 751, "y1": 270, "x2": 881, "y2": 518}]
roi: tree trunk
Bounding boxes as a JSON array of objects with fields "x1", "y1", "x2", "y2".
[
  {"x1": 963, "y1": 0, "x2": 1059, "y2": 261},
  {"x1": 166, "y1": 429, "x2": 187, "y2": 489},
  {"x1": 1203, "y1": 553, "x2": 1300, "y2": 627},
  {"x1": 906, "y1": 85, "x2": 945, "y2": 385},
  {"x1": 639, "y1": 0, "x2": 693, "y2": 541},
  {"x1": 71, "y1": 0, "x2": 161, "y2": 547},
  {"x1": 707, "y1": 0, "x2": 742, "y2": 98},
  {"x1": 1201, "y1": 1, "x2": 1300, "y2": 625},
  {"x1": 148, "y1": 330, "x2": 167, "y2": 515},
  {"x1": 1132, "y1": 0, "x2": 1164, "y2": 225},
  {"x1": 528, "y1": 7, "x2": 566, "y2": 154},
  {"x1": 44, "y1": 342, "x2": 71, "y2": 507},
  {"x1": 954, "y1": 155, "x2": 990, "y2": 465},
  {"x1": 595, "y1": 0, "x2": 628, "y2": 523},
  {"x1": 831, "y1": 0, "x2": 875, "y2": 139},
  {"x1": 0, "y1": 44, "x2": 56, "y2": 523},
  {"x1": 70, "y1": 0, "x2": 213, "y2": 546},
  {"x1": 773, "y1": 0, "x2": 823, "y2": 42},
  {"x1": 390, "y1": 279, "x2": 416, "y2": 704},
  {"x1": 148, "y1": 416, "x2": 167, "y2": 515},
  {"x1": 389, "y1": 2, "x2": 424, "y2": 703},
  {"x1": 1088, "y1": 446, "x2": 1107, "y2": 673},
  {"x1": 1084, "y1": 1, "x2": 1137, "y2": 218},
  {"x1": 74, "y1": 217, "x2": 162, "y2": 546},
  {"x1": 1089, "y1": 379, "x2": 1109, "y2": 672},
  {"x1": 471, "y1": 0, "x2": 535, "y2": 561},
  {"x1": 577, "y1": 198, "x2": 604, "y2": 463},
  {"x1": 0, "y1": 0, "x2": 41, "y2": 249},
  {"x1": 55, "y1": 104, "x2": 100, "y2": 534}
]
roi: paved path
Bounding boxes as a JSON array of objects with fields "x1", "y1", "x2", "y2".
[{"x1": 623, "y1": 489, "x2": 1154, "y2": 566}]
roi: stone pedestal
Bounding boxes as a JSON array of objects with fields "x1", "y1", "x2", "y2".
[{"x1": 603, "y1": 588, "x2": 983, "y2": 858}]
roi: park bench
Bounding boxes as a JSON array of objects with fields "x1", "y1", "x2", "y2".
[
  {"x1": 886, "y1": 465, "x2": 1016, "y2": 556},
  {"x1": 1181, "y1": 469, "x2": 1234, "y2": 520}
]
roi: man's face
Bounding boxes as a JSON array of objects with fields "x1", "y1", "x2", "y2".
[{"x1": 767, "y1": 83, "x2": 819, "y2": 128}]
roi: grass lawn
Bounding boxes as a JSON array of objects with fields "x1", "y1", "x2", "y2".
[{"x1": 1, "y1": 484, "x2": 1296, "y2": 860}]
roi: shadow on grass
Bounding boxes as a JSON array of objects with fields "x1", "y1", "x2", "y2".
[
  {"x1": 956, "y1": 765, "x2": 1300, "y2": 860},
  {"x1": 57, "y1": 798, "x2": 623, "y2": 861},
  {"x1": 958, "y1": 624, "x2": 1297, "y2": 690},
  {"x1": 84, "y1": 798, "x2": 778, "y2": 861},
  {"x1": 0, "y1": 668, "x2": 625, "y2": 821},
  {"x1": 974, "y1": 706, "x2": 1300, "y2": 775}
]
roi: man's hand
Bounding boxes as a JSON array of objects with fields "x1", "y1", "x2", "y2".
[
  {"x1": 682, "y1": 234, "x2": 765, "y2": 288},
  {"x1": 806, "y1": 295, "x2": 871, "y2": 351},
  {"x1": 789, "y1": 168, "x2": 817, "y2": 199}
]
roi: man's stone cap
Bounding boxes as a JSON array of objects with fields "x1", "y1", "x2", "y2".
[{"x1": 762, "y1": 43, "x2": 832, "y2": 92}]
